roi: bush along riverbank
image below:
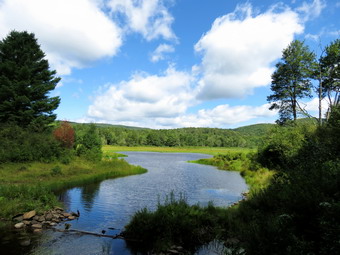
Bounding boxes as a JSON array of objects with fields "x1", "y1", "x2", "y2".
[{"x1": 123, "y1": 108, "x2": 340, "y2": 254}]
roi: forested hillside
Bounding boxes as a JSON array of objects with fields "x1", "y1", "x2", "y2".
[{"x1": 69, "y1": 123, "x2": 276, "y2": 148}]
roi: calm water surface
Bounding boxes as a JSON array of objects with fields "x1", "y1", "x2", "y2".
[{"x1": 6, "y1": 152, "x2": 248, "y2": 254}]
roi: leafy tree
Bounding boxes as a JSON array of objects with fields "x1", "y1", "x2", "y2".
[
  {"x1": 53, "y1": 121, "x2": 75, "y2": 149},
  {"x1": 319, "y1": 39, "x2": 340, "y2": 119},
  {"x1": 268, "y1": 40, "x2": 316, "y2": 124},
  {"x1": 0, "y1": 31, "x2": 60, "y2": 130},
  {"x1": 75, "y1": 124, "x2": 102, "y2": 161}
]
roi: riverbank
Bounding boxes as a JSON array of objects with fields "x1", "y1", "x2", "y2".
[
  {"x1": 189, "y1": 152, "x2": 274, "y2": 192},
  {"x1": 0, "y1": 157, "x2": 146, "y2": 220},
  {"x1": 103, "y1": 145, "x2": 255, "y2": 156}
]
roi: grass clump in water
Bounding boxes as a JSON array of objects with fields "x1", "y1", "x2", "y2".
[{"x1": 123, "y1": 192, "x2": 227, "y2": 253}]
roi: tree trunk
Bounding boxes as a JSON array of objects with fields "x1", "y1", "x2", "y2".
[{"x1": 318, "y1": 75, "x2": 323, "y2": 125}]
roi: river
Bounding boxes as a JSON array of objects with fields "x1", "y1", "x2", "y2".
[{"x1": 3, "y1": 152, "x2": 248, "y2": 254}]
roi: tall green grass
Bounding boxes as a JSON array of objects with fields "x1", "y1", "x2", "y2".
[
  {"x1": 0, "y1": 185, "x2": 60, "y2": 218},
  {"x1": 0, "y1": 158, "x2": 146, "y2": 219}
]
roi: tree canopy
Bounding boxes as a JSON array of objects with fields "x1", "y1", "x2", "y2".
[
  {"x1": 0, "y1": 30, "x2": 60, "y2": 130},
  {"x1": 268, "y1": 40, "x2": 316, "y2": 124},
  {"x1": 319, "y1": 39, "x2": 340, "y2": 116}
]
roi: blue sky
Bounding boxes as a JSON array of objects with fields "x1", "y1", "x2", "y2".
[{"x1": 0, "y1": 0, "x2": 339, "y2": 128}]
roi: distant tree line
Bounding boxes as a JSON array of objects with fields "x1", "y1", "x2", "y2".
[{"x1": 80, "y1": 125, "x2": 266, "y2": 148}]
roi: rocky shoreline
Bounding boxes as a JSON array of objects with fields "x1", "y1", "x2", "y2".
[{"x1": 12, "y1": 207, "x2": 80, "y2": 233}]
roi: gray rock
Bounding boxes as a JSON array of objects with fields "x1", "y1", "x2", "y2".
[
  {"x1": 52, "y1": 213, "x2": 60, "y2": 219},
  {"x1": 45, "y1": 213, "x2": 52, "y2": 221},
  {"x1": 23, "y1": 220, "x2": 31, "y2": 225},
  {"x1": 33, "y1": 229, "x2": 42, "y2": 234},
  {"x1": 49, "y1": 222, "x2": 57, "y2": 226},
  {"x1": 38, "y1": 216, "x2": 45, "y2": 222},
  {"x1": 62, "y1": 212, "x2": 71, "y2": 218},
  {"x1": 14, "y1": 222, "x2": 25, "y2": 229},
  {"x1": 12, "y1": 215, "x2": 23, "y2": 222},
  {"x1": 31, "y1": 224, "x2": 42, "y2": 229}
]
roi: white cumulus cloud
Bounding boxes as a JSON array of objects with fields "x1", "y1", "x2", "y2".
[
  {"x1": 87, "y1": 67, "x2": 194, "y2": 125},
  {"x1": 150, "y1": 44, "x2": 175, "y2": 62},
  {"x1": 107, "y1": 0, "x2": 176, "y2": 41},
  {"x1": 0, "y1": 0, "x2": 122, "y2": 75},
  {"x1": 194, "y1": 3, "x2": 304, "y2": 100},
  {"x1": 157, "y1": 103, "x2": 277, "y2": 128}
]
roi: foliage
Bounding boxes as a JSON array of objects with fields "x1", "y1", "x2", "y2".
[
  {"x1": 75, "y1": 124, "x2": 102, "y2": 161},
  {"x1": 257, "y1": 124, "x2": 314, "y2": 170},
  {"x1": 53, "y1": 121, "x2": 75, "y2": 149},
  {"x1": 0, "y1": 31, "x2": 60, "y2": 131},
  {"x1": 319, "y1": 39, "x2": 340, "y2": 112},
  {"x1": 0, "y1": 123, "x2": 64, "y2": 163},
  {"x1": 123, "y1": 193, "x2": 226, "y2": 253},
  {"x1": 91, "y1": 125, "x2": 269, "y2": 148},
  {"x1": 224, "y1": 106, "x2": 340, "y2": 255},
  {"x1": 268, "y1": 40, "x2": 316, "y2": 124}
]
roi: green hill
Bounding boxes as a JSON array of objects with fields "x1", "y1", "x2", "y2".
[{"x1": 234, "y1": 123, "x2": 275, "y2": 136}]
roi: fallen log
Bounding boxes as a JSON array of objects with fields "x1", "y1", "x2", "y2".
[{"x1": 52, "y1": 228, "x2": 123, "y2": 239}]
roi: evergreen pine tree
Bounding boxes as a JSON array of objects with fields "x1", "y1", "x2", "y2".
[
  {"x1": 268, "y1": 40, "x2": 316, "y2": 124},
  {"x1": 0, "y1": 30, "x2": 60, "y2": 130}
]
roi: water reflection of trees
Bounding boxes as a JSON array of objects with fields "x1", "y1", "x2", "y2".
[
  {"x1": 80, "y1": 182, "x2": 101, "y2": 212},
  {"x1": 57, "y1": 190, "x2": 71, "y2": 210}
]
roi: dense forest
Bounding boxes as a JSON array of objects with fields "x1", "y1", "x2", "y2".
[{"x1": 73, "y1": 122, "x2": 273, "y2": 148}]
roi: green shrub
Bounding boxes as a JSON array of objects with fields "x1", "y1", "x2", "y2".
[
  {"x1": 0, "y1": 123, "x2": 65, "y2": 163},
  {"x1": 257, "y1": 125, "x2": 311, "y2": 170},
  {"x1": 74, "y1": 124, "x2": 102, "y2": 161},
  {"x1": 123, "y1": 193, "x2": 226, "y2": 253}
]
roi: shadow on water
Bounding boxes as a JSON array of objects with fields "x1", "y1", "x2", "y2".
[{"x1": 0, "y1": 224, "x2": 43, "y2": 255}]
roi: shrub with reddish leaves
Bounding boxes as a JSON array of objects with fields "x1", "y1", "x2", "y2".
[{"x1": 53, "y1": 121, "x2": 75, "y2": 149}]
